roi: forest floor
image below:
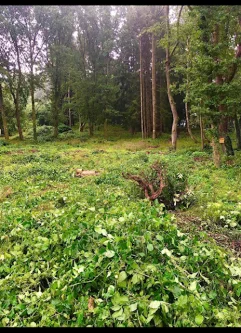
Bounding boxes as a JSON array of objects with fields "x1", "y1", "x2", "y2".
[{"x1": 0, "y1": 126, "x2": 241, "y2": 327}]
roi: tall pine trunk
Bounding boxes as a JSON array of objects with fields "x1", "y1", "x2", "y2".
[
  {"x1": 234, "y1": 113, "x2": 241, "y2": 150},
  {"x1": 14, "y1": 94, "x2": 24, "y2": 140},
  {"x1": 0, "y1": 83, "x2": 9, "y2": 140},
  {"x1": 30, "y1": 67, "x2": 37, "y2": 141},
  {"x1": 68, "y1": 85, "x2": 71, "y2": 127},
  {"x1": 140, "y1": 36, "x2": 144, "y2": 139},
  {"x1": 165, "y1": 5, "x2": 178, "y2": 150},
  {"x1": 185, "y1": 36, "x2": 197, "y2": 142},
  {"x1": 89, "y1": 122, "x2": 94, "y2": 136},
  {"x1": 152, "y1": 33, "x2": 157, "y2": 139},
  {"x1": 185, "y1": 101, "x2": 197, "y2": 142},
  {"x1": 200, "y1": 114, "x2": 204, "y2": 150}
]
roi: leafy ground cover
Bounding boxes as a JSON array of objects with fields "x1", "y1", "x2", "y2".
[{"x1": 0, "y1": 128, "x2": 241, "y2": 327}]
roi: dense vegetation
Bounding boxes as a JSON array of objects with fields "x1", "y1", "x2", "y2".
[
  {"x1": 0, "y1": 128, "x2": 241, "y2": 327},
  {"x1": 1, "y1": 5, "x2": 241, "y2": 327}
]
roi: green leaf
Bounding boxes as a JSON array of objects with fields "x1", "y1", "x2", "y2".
[
  {"x1": 118, "y1": 271, "x2": 127, "y2": 283},
  {"x1": 111, "y1": 305, "x2": 121, "y2": 311},
  {"x1": 147, "y1": 243, "x2": 154, "y2": 251},
  {"x1": 195, "y1": 314, "x2": 204, "y2": 325},
  {"x1": 89, "y1": 207, "x2": 96, "y2": 212},
  {"x1": 129, "y1": 303, "x2": 138, "y2": 312},
  {"x1": 95, "y1": 226, "x2": 103, "y2": 234},
  {"x1": 29, "y1": 322, "x2": 37, "y2": 327},
  {"x1": 149, "y1": 301, "x2": 161, "y2": 309},
  {"x1": 131, "y1": 274, "x2": 140, "y2": 285},
  {"x1": 112, "y1": 293, "x2": 129, "y2": 305},
  {"x1": 112, "y1": 308, "x2": 123, "y2": 319},
  {"x1": 189, "y1": 281, "x2": 197, "y2": 291},
  {"x1": 161, "y1": 248, "x2": 172, "y2": 257},
  {"x1": 104, "y1": 250, "x2": 115, "y2": 258}
]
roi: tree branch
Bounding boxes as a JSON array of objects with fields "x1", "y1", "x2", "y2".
[{"x1": 170, "y1": 5, "x2": 184, "y2": 59}]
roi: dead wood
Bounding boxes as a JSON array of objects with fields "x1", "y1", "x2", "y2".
[
  {"x1": 123, "y1": 162, "x2": 166, "y2": 201},
  {"x1": 75, "y1": 169, "x2": 100, "y2": 177}
]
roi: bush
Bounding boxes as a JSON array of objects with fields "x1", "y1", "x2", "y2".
[
  {"x1": 124, "y1": 161, "x2": 195, "y2": 210},
  {"x1": 0, "y1": 140, "x2": 10, "y2": 147},
  {"x1": 58, "y1": 124, "x2": 73, "y2": 133}
]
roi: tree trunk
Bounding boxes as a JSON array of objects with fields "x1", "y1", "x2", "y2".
[
  {"x1": 79, "y1": 115, "x2": 85, "y2": 132},
  {"x1": 53, "y1": 100, "x2": 59, "y2": 138},
  {"x1": 234, "y1": 113, "x2": 241, "y2": 150},
  {"x1": 68, "y1": 85, "x2": 71, "y2": 127},
  {"x1": 15, "y1": 39, "x2": 24, "y2": 141},
  {"x1": 185, "y1": 36, "x2": 197, "y2": 143},
  {"x1": 139, "y1": 37, "x2": 144, "y2": 139},
  {"x1": 104, "y1": 118, "x2": 108, "y2": 139},
  {"x1": 211, "y1": 124, "x2": 221, "y2": 168},
  {"x1": 15, "y1": 96, "x2": 24, "y2": 140},
  {"x1": 165, "y1": 5, "x2": 178, "y2": 150},
  {"x1": 30, "y1": 69, "x2": 37, "y2": 141},
  {"x1": 200, "y1": 114, "x2": 204, "y2": 150},
  {"x1": 152, "y1": 33, "x2": 157, "y2": 139},
  {"x1": 185, "y1": 101, "x2": 197, "y2": 142},
  {"x1": 89, "y1": 122, "x2": 94, "y2": 136},
  {"x1": 0, "y1": 83, "x2": 9, "y2": 140}
]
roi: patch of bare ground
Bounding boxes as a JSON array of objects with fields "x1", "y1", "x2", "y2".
[
  {"x1": 32, "y1": 183, "x2": 69, "y2": 197},
  {"x1": 33, "y1": 202, "x2": 55, "y2": 212},
  {"x1": 174, "y1": 211, "x2": 241, "y2": 258},
  {"x1": 0, "y1": 186, "x2": 13, "y2": 202}
]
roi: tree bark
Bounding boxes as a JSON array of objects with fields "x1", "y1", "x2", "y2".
[
  {"x1": 139, "y1": 37, "x2": 144, "y2": 139},
  {"x1": 104, "y1": 118, "x2": 108, "y2": 139},
  {"x1": 30, "y1": 67, "x2": 37, "y2": 141},
  {"x1": 234, "y1": 113, "x2": 241, "y2": 150},
  {"x1": 152, "y1": 33, "x2": 157, "y2": 139},
  {"x1": 165, "y1": 5, "x2": 179, "y2": 150},
  {"x1": 89, "y1": 122, "x2": 94, "y2": 136},
  {"x1": 79, "y1": 115, "x2": 85, "y2": 132},
  {"x1": 0, "y1": 83, "x2": 9, "y2": 140},
  {"x1": 200, "y1": 114, "x2": 204, "y2": 150},
  {"x1": 68, "y1": 85, "x2": 71, "y2": 127},
  {"x1": 211, "y1": 125, "x2": 221, "y2": 168},
  {"x1": 185, "y1": 36, "x2": 197, "y2": 143},
  {"x1": 185, "y1": 101, "x2": 197, "y2": 143},
  {"x1": 14, "y1": 95, "x2": 24, "y2": 141}
]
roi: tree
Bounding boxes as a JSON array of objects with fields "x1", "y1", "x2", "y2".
[
  {"x1": 20, "y1": 6, "x2": 46, "y2": 141},
  {"x1": 0, "y1": 6, "x2": 28, "y2": 140},
  {"x1": 0, "y1": 82, "x2": 9, "y2": 140},
  {"x1": 164, "y1": 5, "x2": 180, "y2": 150}
]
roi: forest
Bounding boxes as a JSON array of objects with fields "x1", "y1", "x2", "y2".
[{"x1": 0, "y1": 5, "x2": 241, "y2": 327}]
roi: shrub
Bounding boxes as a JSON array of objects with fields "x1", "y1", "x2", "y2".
[
  {"x1": 124, "y1": 161, "x2": 195, "y2": 210},
  {"x1": 58, "y1": 124, "x2": 73, "y2": 133},
  {"x1": 0, "y1": 140, "x2": 10, "y2": 147}
]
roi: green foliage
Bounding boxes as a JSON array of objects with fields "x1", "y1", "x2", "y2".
[
  {"x1": 0, "y1": 133, "x2": 241, "y2": 327},
  {"x1": 0, "y1": 140, "x2": 10, "y2": 147},
  {"x1": 58, "y1": 124, "x2": 73, "y2": 133}
]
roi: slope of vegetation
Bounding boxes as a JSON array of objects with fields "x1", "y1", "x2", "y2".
[{"x1": 1, "y1": 130, "x2": 241, "y2": 327}]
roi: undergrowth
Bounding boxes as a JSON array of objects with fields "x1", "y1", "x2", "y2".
[{"x1": 0, "y1": 130, "x2": 241, "y2": 327}]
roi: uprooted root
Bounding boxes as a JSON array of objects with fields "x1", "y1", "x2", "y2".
[{"x1": 123, "y1": 162, "x2": 166, "y2": 201}]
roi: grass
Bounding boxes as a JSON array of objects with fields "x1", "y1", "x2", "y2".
[{"x1": 0, "y1": 126, "x2": 241, "y2": 327}]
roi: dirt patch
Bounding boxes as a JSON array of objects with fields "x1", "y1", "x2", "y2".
[
  {"x1": 193, "y1": 157, "x2": 209, "y2": 162},
  {"x1": 29, "y1": 149, "x2": 40, "y2": 153},
  {"x1": 6, "y1": 150, "x2": 25, "y2": 155},
  {"x1": 174, "y1": 211, "x2": 241, "y2": 257},
  {"x1": 32, "y1": 183, "x2": 69, "y2": 197},
  {"x1": 0, "y1": 186, "x2": 13, "y2": 202}
]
